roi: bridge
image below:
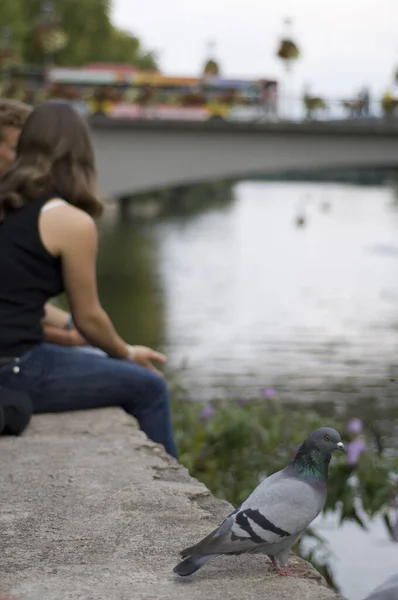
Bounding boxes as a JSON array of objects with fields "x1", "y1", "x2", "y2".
[{"x1": 89, "y1": 117, "x2": 398, "y2": 199}]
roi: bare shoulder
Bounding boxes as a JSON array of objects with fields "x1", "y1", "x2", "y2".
[
  {"x1": 42, "y1": 200, "x2": 95, "y2": 229},
  {"x1": 39, "y1": 199, "x2": 97, "y2": 256}
]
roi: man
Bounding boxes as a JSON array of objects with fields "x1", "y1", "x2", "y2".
[
  {"x1": 0, "y1": 99, "x2": 30, "y2": 175},
  {"x1": 0, "y1": 99, "x2": 85, "y2": 346}
]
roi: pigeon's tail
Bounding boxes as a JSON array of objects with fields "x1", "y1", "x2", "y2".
[{"x1": 173, "y1": 554, "x2": 213, "y2": 577}]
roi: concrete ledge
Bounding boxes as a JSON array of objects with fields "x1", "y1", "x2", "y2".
[{"x1": 0, "y1": 409, "x2": 345, "y2": 600}]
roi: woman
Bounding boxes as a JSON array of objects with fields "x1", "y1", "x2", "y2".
[{"x1": 0, "y1": 101, "x2": 177, "y2": 457}]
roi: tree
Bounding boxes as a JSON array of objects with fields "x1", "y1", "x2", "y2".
[
  {"x1": 0, "y1": 0, "x2": 157, "y2": 69},
  {"x1": 0, "y1": 1, "x2": 27, "y2": 64},
  {"x1": 105, "y1": 27, "x2": 157, "y2": 70}
]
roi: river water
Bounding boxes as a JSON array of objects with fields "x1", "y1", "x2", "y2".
[{"x1": 97, "y1": 181, "x2": 398, "y2": 599}]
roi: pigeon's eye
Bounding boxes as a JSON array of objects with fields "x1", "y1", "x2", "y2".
[{"x1": 324, "y1": 435, "x2": 331, "y2": 441}]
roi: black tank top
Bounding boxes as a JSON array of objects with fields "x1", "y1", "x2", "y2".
[{"x1": 0, "y1": 195, "x2": 64, "y2": 356}]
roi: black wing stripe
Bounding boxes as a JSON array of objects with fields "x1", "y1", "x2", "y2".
[
  {"x1": 244, "y1": 508, "x2": 291, "y2": 538},
  {"x1": 233, "y1": 510, "x2": 265, "y2": 544}
]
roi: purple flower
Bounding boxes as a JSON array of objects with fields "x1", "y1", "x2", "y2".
[
  {"x1": 261, "y1": 387, "x2": 276, "y2": 399},
  {"x1": 346, "y1": 418, "x2": 363, "y2": 434},
  {"x1": 347, "y1": 438, "x2": 367, "y2": 466},
  {"x1": 200, "y1": 405, "x2": 214, "y2": 420}
]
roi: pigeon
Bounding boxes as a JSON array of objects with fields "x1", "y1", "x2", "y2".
[{"x1": 173, "y1": 427, "x2": 345, "y2": 578}]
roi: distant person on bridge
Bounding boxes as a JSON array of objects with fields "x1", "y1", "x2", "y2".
[{"x1": 0, "y1": 100, "x2": 177, "y2": 458}]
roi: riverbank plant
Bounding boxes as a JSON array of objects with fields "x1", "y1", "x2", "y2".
[{"x1": 170, "y1": 382, "x2": 398, "y2": 589}]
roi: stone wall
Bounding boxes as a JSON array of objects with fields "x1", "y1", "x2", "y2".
[{"x1": 0, "y1": 409, "x2": 345, "y2": 600}]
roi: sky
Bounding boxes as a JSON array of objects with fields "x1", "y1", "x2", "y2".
[{"x1": 112, "y1": 0, "x2": 397, "y2": 100}]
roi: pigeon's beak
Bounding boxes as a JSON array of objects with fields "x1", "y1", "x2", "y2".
[{"x1": 336, "y1": 442, "x2": 346, "y2": 453}]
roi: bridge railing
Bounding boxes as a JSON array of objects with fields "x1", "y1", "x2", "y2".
[
  {"x1": 1, "y1": 86, "x2": 397, "y2": 124},
  {"x1": 280, "y1": 94, "x2": 398, "y2": 123},
  {"x1": 73, "y1": 94, "x2": 398, "y2": 124}
]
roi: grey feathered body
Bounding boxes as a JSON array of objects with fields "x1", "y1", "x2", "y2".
[
  {"x1": 174, "y1": 466, "x2": 326, "y2": 575},
  {"x1": 235, "y1": 468, "x2": 326, "y2": 558}
]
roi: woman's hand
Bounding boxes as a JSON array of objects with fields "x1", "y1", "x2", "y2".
[
  {"x1": 43, "y1": 324, "x2": 87, "y2": 347},
  {"x1": 68, "y1": 329, "x2": 88, "y2": 346},
  {"x1": 127, "y1": 345, "x2": 166, "y2": 376}
]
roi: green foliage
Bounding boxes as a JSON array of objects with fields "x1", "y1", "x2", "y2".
[
  {"x1": 0, "y1": 2, "x2": 26, "y2": 64},
  {"x1": 277, "y1": 39, "x2": 300, "y2": 62},
  {"x1": 0, "y1": 0, "x2": 157, "y2": 69},
  {"x1": 303, "y1": 95, "x2": 327, "y2": 120},
  {"x1": 203, "y1": 59, "x2": 220, "y2": 76},
  {"x1": 170, "y1": 384, "x2": 398, "y2": 588},
  {"x1": 106, "y1": 28, "x2": 156, "y2": 69},
  {"x1": 381, "y1": 96, "x2": 398, "y2": 118}
]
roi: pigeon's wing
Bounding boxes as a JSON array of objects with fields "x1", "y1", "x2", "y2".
[
  {"x1": 181, "y1": 510, "x2": 239, "y2": 557},
  {"x1": 183, "y1": 473, "x2": 325, "y2": 557}
]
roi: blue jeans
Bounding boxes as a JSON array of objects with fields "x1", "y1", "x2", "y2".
[{"x1": 0, "y1": 343, "x2": 178, "y2": 458}]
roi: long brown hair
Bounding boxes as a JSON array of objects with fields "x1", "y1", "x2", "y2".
[{"x1": 0, "y1": 101, "x2": 103, "y2": 222}]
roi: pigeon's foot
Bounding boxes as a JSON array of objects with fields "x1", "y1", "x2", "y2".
[
  {"x1": 269, "y1": 557, "x2": 302, "y2": 578},
  {"x1": 274, "y1": 565, "x2": 302, "y2": 577}
]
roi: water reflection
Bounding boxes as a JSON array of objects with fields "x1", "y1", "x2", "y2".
[
  {"x1": 97, "y1": 221, "x2": 165, "y2": 349},
  {"x1": 98, "y1": 181, "x2": 398, "y2": 402},
  {"x1": 309, "y1": 512, "x2": 398, "y2": 600},
  {"x1": 156, "y1": 182, "x2": 398, "y2": 397}
]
